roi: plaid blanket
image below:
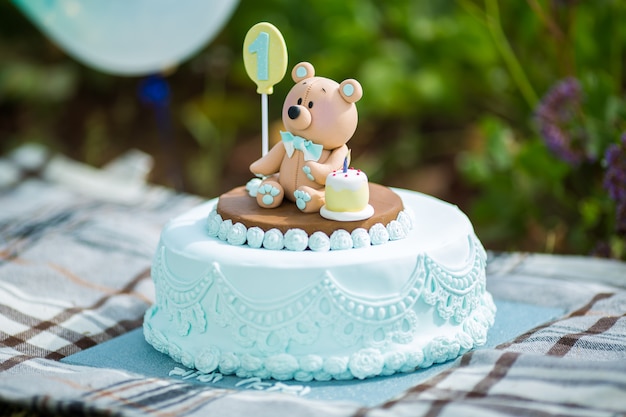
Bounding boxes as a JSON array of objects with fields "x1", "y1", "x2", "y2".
[{"x1": 1, "y1": 145, "x2": 625, "y2": 417}]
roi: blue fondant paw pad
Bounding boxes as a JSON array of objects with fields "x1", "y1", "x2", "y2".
[
  {"x1": 294, "y1": 190, "x2": 312, "y2": 211},
  {"x1": 258, "y1": 183, "x2": 281, "y2": 206},
  {"x1": 302, "y1": 166, "x2": 315, "y2": 181}
]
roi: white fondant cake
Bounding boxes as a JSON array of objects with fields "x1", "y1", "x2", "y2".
[{"x1": 143, "y1": 188, "x2": 496, "y2": 381}]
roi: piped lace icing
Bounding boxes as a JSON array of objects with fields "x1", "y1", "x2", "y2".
[
  {"x1": 144, "y1": 234, "x2": 496, "y2": 381},
  {"x1": 152, "y1": 247, "x2": 214, "y2": 336},
  {"x1": 422, "y1": 235, "x2": 487, "y2": 323}
]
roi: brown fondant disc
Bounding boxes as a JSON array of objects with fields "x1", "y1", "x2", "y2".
[{"x1": 216, "y1": 183, "x2": 404, "y2": 235}]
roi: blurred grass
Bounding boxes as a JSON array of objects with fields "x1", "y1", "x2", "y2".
[{"x1": 1, "y1": 0, "x2": 624, "y2": 258}]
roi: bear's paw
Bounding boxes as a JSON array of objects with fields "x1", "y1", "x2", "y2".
[
  {"x1": 294, "y1": 189, "x2": 312, "y2": 211},
  {"x1": 256, "y1": 182, "x2": 283, "y2": 208}
]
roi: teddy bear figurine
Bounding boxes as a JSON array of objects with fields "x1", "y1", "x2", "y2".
[{"x1": 249, "y1": 62, "x2": 363, "y2": 213}]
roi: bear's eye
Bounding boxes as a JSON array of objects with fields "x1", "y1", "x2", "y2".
[
  {"x1": 308, "y1": 101, "x2": 314, "y2": 109},
  {"x1": 297, "y1": 98, "x2": 302, "y2": 105}
]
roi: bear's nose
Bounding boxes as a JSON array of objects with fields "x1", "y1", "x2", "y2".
[{"x1": 288, "y1": 106, "x2": 301, "y2": 120}]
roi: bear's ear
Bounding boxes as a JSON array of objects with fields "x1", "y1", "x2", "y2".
[
  {"x1": 292, "y1": 62, "x2": 315, "y2": 83},
  {"x1": 339, "y1": 79, "x2": 363, "y2": 103}
]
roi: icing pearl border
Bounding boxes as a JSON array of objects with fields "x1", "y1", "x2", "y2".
[{"x1": 206, "y1": 207, "x2": 414, "y2": 251}]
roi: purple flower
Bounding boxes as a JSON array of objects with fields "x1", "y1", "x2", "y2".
[
  {"x1": 603, "y1": 134, "x2": 626, "y2": 203},
  {"x1": 535, "y1": 77, "x2": 591, "y2": 165},
  {"x1": 603, "y1": 134, "x2": 626, "y2": 236}
]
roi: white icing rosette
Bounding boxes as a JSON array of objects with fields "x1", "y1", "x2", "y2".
[
  {"x1": 265, "y1": 354, "x2": 299, "y2": 380},
  {"x1": 218, "y1": 219, "x2": 233, "y2": 241},
  {"x1": 382, "y1": 351, "x2": 406, "y2": 375},
  {"x1": 323, "y1": 356, "x2": 348, "y2": 376},
  {"x1": 284, "y1": 228, "x2": 308, "y2": 251},
  {"x1": 218, "y1": 352, "x2": 240, "y2": 375},
  {"x1": 426, "y1": 336, "x2": 461, "y2": 364},
  {"x1": 463, "y1": 315, "x2": 489, "y2": 345},
  {"x1": 348, "y1": 348, "x2": 384, "y2": 380},
  {"x1": 299, "y1": 355, "x2": 324, "y2": 373},
  {"x1": 309, "y1": 231, "x2": 331, "y2": 252},
  {"x1": 397, "y1": 210, "x2": 413, "y2": 231},
  {"x1": 234, "y1": 356, "x2": 266, "y2": 379},
  {"x1": 369, "y1": 223, "x2": 389, "y2": 245},
  {"x1": 400, "y1": 349, "x2": 425, "y2": 373},
  {"x1": 386, "y1": 219, "x2": 407, "y2": 240},
  {"x1": 246, "y1": 227, "x2": 264, "y2": 248},
  {"x1": 245, "y1": 177, "x2": 262, "y2": 197},
  {"x1": 455, "y1": 330, "x2": 475, "y2": 353},
  {"x1": 351, "y1": 228, "x2": 371, "y2": 248},
  {"x1": 329, "y1": 229, "x2": 352, "y2": 250},
  {"x1": 206, "y1": 210, "x2": 222, "y2": 237},
  {"x1": 180, "y1": 351, "x2": 195, "y2": 369},
  {"x1": 227, "y1": 222, "x2": 247, "y2": 246},
  {"x1": 196, "y1": 345, "x2": 221, "y2": 373},
  {"x1": 240, "y1": 353, "x2": 263, "y2": 373},
  {"x1": 262, "y1": 228, "x2": 284, "y2": 250}
]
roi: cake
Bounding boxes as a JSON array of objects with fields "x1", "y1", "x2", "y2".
[
  {"x1": 321, "y1": 165, "x2": 374, "y2": 222},
  {"x1": 143, "y1": 23, "x2": 496, "y2": 382}
]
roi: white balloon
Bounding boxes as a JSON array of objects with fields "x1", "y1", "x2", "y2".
[{"x1": 13, "y1": 0, "x2": 239, "y2": 76}]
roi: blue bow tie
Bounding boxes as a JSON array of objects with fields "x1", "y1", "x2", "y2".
[{"x1": 281, "y1": 131, "x2": 324, "y2": 162}]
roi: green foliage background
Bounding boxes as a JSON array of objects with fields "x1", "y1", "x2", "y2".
[{"x1": 1, "y1": 0, "x2": 625, "y2": 258}]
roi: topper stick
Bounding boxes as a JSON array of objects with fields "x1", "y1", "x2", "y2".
[{"x1": 261, "y1": 93, "x2": 269, "y2": 155}]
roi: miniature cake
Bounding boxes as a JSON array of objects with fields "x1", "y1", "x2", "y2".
[
  {"x1": 321, "y1": 165, "x2": 374, "y2": 221},
  {"x1": 143, "y1": 23, "x2": 495, "y2": 381}
]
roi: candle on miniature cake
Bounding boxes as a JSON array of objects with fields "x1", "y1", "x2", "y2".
[{"x1": 320, "y1": 155, "x2": 374, "y2": 221}]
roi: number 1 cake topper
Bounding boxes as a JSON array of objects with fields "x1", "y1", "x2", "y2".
[{"x1": 243, "y1": 22, "x2": 288, "y2": 156}]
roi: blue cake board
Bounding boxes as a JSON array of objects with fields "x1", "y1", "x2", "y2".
[{"x1": 61, "y1": 299, "x2": 563, "y2": 406}]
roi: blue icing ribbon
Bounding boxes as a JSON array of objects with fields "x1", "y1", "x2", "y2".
[{"x1": 281, "y1": 131, "x2": 324, "y2": 162}]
